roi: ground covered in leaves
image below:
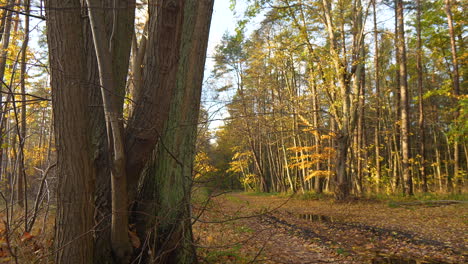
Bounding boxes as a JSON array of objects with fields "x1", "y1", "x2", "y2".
[{"x1": 193, "y1": 191, "x2": 467, "y2": 264}]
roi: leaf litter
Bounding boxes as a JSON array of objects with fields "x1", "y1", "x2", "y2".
[{"x1": 193, "y1": 192, "x2": 466, "y2": 263}]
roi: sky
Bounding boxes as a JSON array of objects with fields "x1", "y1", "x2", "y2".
[
  {"x1": 203, "y1": 1, "x2": 243, "y2": 131},
  {"x1": 207, "y1": 1, "x2": 238, "y2": 60}
]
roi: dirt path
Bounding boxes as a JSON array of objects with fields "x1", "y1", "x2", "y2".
[{"x1": 193, "y1": 192, "x2": 467, "y2": 264}]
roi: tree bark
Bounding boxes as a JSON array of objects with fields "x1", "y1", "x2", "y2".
[
  {"x1": 46, "y1": 0, "x2": 95, "y2": 262},
  {"x1": 134, "y1": 1, "x2": 213, "y2": 263},
  {"x1": 416, "y1": 0, "x2": 428, "y2": 192},
  {"x1": 85, "y1": 0, "x2": 135, "y2": 261},
  {"x1": 335, "y1": 134, "x2": 350, "y2": 200},
  {"x1": 373, "y1": 0, "x2": 381, "y2": 193},
  {"x1": 396, "y1": 0, "x2": 413, "y2": 196},
  {"x1": 0, "y1": 0, "x2": 16, "y2": 178},
  {"x1": 444, "y1": 0, "x2": 460, "y2": 193},
  {"x1": 17, "y1": 0, "x2": 30, "y2": 228},
  {"x1": 125, "y1": 0, "x2": 187, "y2": 201}
]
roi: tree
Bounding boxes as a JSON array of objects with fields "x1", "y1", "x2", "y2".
[
  {"x1": 319, "y1": 0, "x2": 366, "y2": 199},
  {"x1": 46, "y1": 1, "x2": 96, "y2": 262},
  {"x1": 396, "y1": 0, "x2": 413, "y2": 196},
  {"x1": 416, "y1": 0, "x2": 428, "y2": 192},
  {"x1": 46, "y1": 0, "x2": 214, "y2": 263},
  {"x1": 373, "y1": 0, "x2": 381, "y2": 192},
  {"x1": 444, "y1": 0, "x2": 461, "y2": 193}
]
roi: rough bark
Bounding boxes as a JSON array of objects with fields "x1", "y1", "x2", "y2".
[
  {"x1": 134, "y1": 1, "x2": 214, "y2": 263},
  {"x1": 46, "y1": 0, "x2": 95, "y2": 262},
  {"x1": 125, "y1": 0, "x2": 187, "y2": 201},
  {"x1": 85, "y1": 0, "x2": 135, "y2": 260},
  {"x1": 83, "y1": 15, "x2": 113, "y2": 264},
  {"x1": 335, "y1": 134, "x2": 350, "y2": 200}
]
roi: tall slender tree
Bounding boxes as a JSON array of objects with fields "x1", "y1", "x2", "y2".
[
  {"x1": 416, "y1": 0, "x2": 428, "y2": 192},
  {"x1": 444, "y1": 0, "x2": 461, "y2": 193},
  {"x1": 396, "y1": 0, "x2": 413, "y2": 195}
]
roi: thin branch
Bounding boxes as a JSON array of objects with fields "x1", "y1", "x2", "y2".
[{"x1": 0, "y1": 6, "x2": 45, "y2": 20}]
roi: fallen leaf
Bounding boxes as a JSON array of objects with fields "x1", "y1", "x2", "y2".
[{"x1": 21, "y1": 232, "x2": 34, "y2": 242}]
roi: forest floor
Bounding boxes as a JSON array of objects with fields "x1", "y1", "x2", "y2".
[{"x1": 193, "y1": 191, "x2": 467, "y2": 264}]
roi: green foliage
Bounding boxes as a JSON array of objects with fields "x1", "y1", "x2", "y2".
[
  {"x1": 191, "y1": 187, "x2": 212, "y2": 205},
  {"x1": 235, "y1": 225, "x2": 254, "y2": 233},
  {"x1": 447, "y1": 95, "x2": 468, "y2": 143},
  {"x1": 297, "y1": 191, "x2": 333, "y2": 201},
  {"x1": 336, "y1": 248, "x2": 349, "y2": 256},
  {"x1": 244, "y1": 191, "x2": 280, "y2": 197},
  {"x1": 371, "y1": 192, "x2": 468, "y2": 203},
  {"x1": 202, "y1": 244, "x2": 245, "y2": 263}
]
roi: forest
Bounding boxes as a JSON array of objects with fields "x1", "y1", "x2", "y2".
[
  {"x1": 202, "y1": 0, "x2": 467, "y2": 198},
  {"x1": 0, "y1": 0, "x2": 465, "y2": 263}
]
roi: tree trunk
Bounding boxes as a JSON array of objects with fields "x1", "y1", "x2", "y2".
[
  {"x1": 85, "y1": 0, "x2": 135, "y2": 260},
  {"x1": 416, "y1": 0, "x2": 428, "y2": 192},
  {"x1": 0, "y1": 0, "x2": 16, "y2": 178},
  {"x1": 396, "y1": 0, "x2": 413, "y2": 196},
  {"x1": 444, "y1": 0, "x2": 461, "y2": 193},
  {"x1": 373, "y1": 0, "x2": 381, "y2": 193},
  {"x1": 393, "y1": 0, "x2": 402, "y2": 191},
  {"x1": 335, "y1": 133, "x2": 350, "y2": 200},
  {"x1": 133, "y1": 1, "x2": 213, "y2": 263},
  {"x1": 46, "y1": 0, "x2": 95, "y2": 262},
  {"x1": 17, "y1": 0, "x2": 30, "y2": 226}
]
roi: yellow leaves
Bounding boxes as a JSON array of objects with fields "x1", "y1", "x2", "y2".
[
  {"x1": 304, "y1": 170, "x2": 331, "y2": 182},
  {"x1": 288, "y1": 160, "x2": 318, "y2": 170},
  {"x1": 242, "y1": 173, "x2": 256, "y2": 186},
  {"x1": 24, "y1": 146, "x2": 47, "y2": 175},
  {"x1": 227, "y1": 159, "x2": 248, "y2": 173},
  {"x1": 320, "y1": 134, "x2": 333, "y2": 140},
  {"x1": 298, "y1": 114, "x2": 312, "y2": 127},
  {"x1": 288, "y1": 146, "x2": 318, "y2": 152},
  {"x1": 232, "y1": 150, "x2": 252, "y2": 160},
  {"x1": 228, "y1": 150, "x2": 252, "y2": 173},
  {"x1": 194, "y1": 151, "x2": 217, "y2": 178}
]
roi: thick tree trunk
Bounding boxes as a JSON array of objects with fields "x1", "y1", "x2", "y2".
[
  {"x1": 46, "y1": 0, "x2": 95, "y2": 262},
  {"x1": 85, "y1": 0, "x2": 135, "y2": 260},
  {"x1": 83, "y1": 20, "x2": 113, "y2": 264},
  {"x1": 125, "y1": 0, "x2": 187, "y2": 201},
  {"x1": 134, "y1": 1, "x2": 213, "y2": 263},
  {"x1": 335, "y1": 133, "x2": 350, "y2": 200}
]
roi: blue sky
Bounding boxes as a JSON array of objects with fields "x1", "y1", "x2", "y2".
[
  {"x1": 203, "y1": 1, "x2": 243, "y2": 131},
  {"x1": 206, "y1": 1, "x2": 240, "y2": 69}
]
